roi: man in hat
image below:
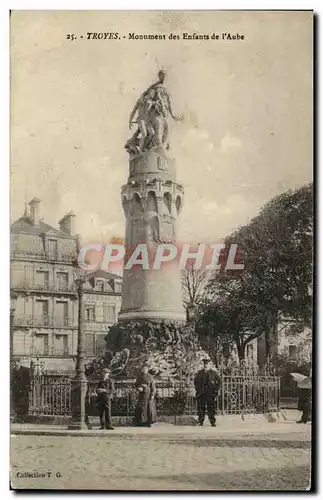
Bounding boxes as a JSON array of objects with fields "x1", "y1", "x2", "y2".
[
  {"x1": 194, "y1": 358, "x2": 221, "y2": 427},
  {"x1": 296, "y1": 369, "x2": 312, "y2": 424},
  {"x1": 96, "y1": 368, "x2": 115, "y2": 430}
]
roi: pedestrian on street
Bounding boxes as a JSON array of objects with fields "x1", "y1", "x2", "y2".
[
  {"x1": 297, "y1": 387, "x2": 311, "y2": 423},
  {"x1": 134, "y1": 364, "x2": 157, "y2": 427},
  {"x1": 194, "y1": 358, "x2": 221, "y2": 427},
  {"x1": 297, "y1": 369, "x2": 312, "y2": 425},
  {"x1": 291, "y1": 371, "x2": 312, "y2": 424},
  {"x1": 96, "y1": 368, "x2": 115, "y2": 430}
]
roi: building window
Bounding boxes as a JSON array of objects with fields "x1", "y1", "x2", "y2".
[
  {"x1": 35, "y1": 270, "x2": 49, "y2": 289},
  {"x1": 53, "y1": 334, "x2": 68, "y2": 355},
  {"x1": 35, "y1": 300, "x2": 49, "y2": 323},
  {"x1": 103, "y1": 305, "x2": 115, "y2": 323},
  {"x1": 96, "y1": 280, "x2": 104, "y2": 292},
  {"x1": 288, "y1": 345, "x2": 297, "y2": 358},
  {"x1": 85, "y1": 305, "x2": 95, "y2": 322},
  {"x1": 57, "y1": 272, "x2": 68, "y2": 291},
  {"x1": 48, "y1": 239, "x2": 58, "y2": 260},
  {"x1": 115, "y1": 281, "x2": 122, "y2": 293},
  {"x1": 33, "y1": 334, "x2": 49, "y2": 355},
  {"x1": 55, "y1": 301, "x2": 69, "y2": 326},
  {"x1": 85, "y1": 334, "x2": 95, "y2": 356}
]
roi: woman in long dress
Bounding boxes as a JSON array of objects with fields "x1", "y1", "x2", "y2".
[{"x1": 134, "y1": 365, "x2": 157, "y2": 427}]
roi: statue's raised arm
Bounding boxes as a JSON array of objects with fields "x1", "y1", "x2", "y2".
[{"x1": 143, "y1": 70, "x2": 183, "y2": 122}]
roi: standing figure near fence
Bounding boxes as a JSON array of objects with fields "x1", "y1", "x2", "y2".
[
  {"x1": 297, "y1": 387, "x2": 311, "y2": 423},
  {"x1": 96, "y1": 368, "x2": 115, "y2": 430},
  {"x1": 194, "y1": 359, "x2": 222, "y2": 427},
  {"x1": 134, "y1": 364, "x2": 157, "y2": 428}
]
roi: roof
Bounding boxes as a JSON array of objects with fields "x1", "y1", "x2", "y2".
[
  {"x1": 10, "y1": 215, "x2": 70, "y2": 237},
  {"x1": 86, "y1": 269, "x2": 122, "y2": 281},
  {"x1": 58, "y1": 211, "x2": 76, "y2": 224}
]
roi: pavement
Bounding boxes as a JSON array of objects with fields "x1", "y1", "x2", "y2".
[
  {"x1": 10, "y1": 419, "x2": 312, "y2": 491},
  {"x1": 10, "y1": 409, "x2": 306, "y2": 437}
]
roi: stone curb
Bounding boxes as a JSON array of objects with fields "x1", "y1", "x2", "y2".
[
  {"x1": 11, "y1": 421, "x2": 310, "y2": 439},
  {"x1": 11, "y1": 410, "x2": 308, "y2": 439},
  {"x1": 15, "y1": 411, "x2": 300, "y2": 428}
]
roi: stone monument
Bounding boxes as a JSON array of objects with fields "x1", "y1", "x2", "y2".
[{"x1": 119, "y1": 70, "x2": 186, "y2": 324}]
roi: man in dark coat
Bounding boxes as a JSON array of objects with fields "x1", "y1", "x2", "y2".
[
  {"x1": 96, "y1": 368, "x2": 115, "y2": 430},
  {"x1": 194, "y1": 359, "x2": 221, "y2": 427},
  {"x1": 297, "y1": 387, "x2": 311, "y2": 423}
]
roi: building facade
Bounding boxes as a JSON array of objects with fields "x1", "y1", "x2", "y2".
[
  {"x1": 257, "y1": 317, "x2": 312, "y2": 366},
  {"x1": 11, "y1": 199, "x2": 79, "y2": 372},
  {"x1": 83, "y1": 270, "x2": 122, "y2": 359},
  {"x1": 10, "y1": 199, "x2": 123, "y2": 372}
]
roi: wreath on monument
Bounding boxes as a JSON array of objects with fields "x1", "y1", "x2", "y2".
[{"x1": 102, "y1": 320, "x2": 202, "y2": 379}]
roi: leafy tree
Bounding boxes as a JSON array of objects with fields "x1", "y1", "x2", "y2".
[{"x1": 198, "y1": 183, "x2": 313, "y2": 362}]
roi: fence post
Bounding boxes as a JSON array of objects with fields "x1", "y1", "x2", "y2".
[{"x1": 221, "y1": 372, "x2": 225, "y2": 415}]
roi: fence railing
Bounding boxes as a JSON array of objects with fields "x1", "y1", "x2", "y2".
[
  {"x1": 11, "y1": 252, "x2": 76, "y2": 263},
  {"x1": 28, "y1": 374, "x2": 280, "y2": 418},
  {"x1": 14, "y1": 282, "x2": 77, "y2": 294},
  {"x1": 14, "y1": 315, "x2": 74, "y2": 327}
]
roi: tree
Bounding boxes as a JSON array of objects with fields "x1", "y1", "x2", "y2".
[
  {"x1": 181, "y1": 264, "x2": 211, "y2": 319},
  {"x1": 198, "y1": 183, "x2": 313, "y2": 362},
  {"x1": 197, "y1": 281, "x2": 272, "y2": 363}
]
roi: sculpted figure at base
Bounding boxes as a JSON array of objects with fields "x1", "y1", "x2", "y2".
[{"x1": 125, "y1": 70, "x2": 183, "y2": 156}]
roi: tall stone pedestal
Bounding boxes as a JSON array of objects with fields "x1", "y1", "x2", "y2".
[{"x1": 119, "y1": 147, "x2": 186, "y2": 324}]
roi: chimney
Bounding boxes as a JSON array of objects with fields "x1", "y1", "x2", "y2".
[
  {"x1": 29, "y1": 197, "x2": 41, "y2": 226},
  {"x1": 59, "y1": 211, "x2": 76, "y2": 236}
]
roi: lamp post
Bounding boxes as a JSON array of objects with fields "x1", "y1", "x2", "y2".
[
  {"x1": 10, "y1": 290, "x2": 18, "y2": 419},
  {"x1": 68, "y1": 275, "x2": 88, "y2": 430}
]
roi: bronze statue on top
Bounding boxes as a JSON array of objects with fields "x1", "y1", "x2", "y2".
[{"x1": 125, "y1": 70, "x2": 183, "y2": 156}]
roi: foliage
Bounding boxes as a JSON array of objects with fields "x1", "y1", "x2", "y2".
[
  {"x1": 146, "y1": 343, "x2": 211, "y2": 380},
  {"x1": 103, "y1": 320, "x2": 210, "y2": 380},
  {"x1": 197, "y1": 184, "x2": 313, "y2": 361},
  {"x1": 84, "y1": 349, "x2": 131, "y2": 380}
]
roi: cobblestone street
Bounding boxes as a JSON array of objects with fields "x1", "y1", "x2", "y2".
[{"x1": 11, "y1": 424, "x2": 311, "y2": 491}]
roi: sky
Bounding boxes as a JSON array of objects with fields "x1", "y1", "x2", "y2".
[{"x1": 10, "y1": 10, "x2": 313, "y2": 246}]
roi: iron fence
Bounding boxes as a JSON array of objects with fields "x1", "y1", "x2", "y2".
[
  {"x1": 14, "y1": 315, "x2": 74, "y2": 327},
  {"x1": 29, "y1": 374, "x2": 72, "y2": 416},
  {"x1": 28, "y1": 374, "x2": 280, "y2": 418}
]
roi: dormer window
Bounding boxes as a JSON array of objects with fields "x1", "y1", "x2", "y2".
[
  {"x1": 107, "y1": 279, "x2": 115, "y2": 292},
  {"x1": 48, "y1": 239, "x2": 58, "y2": 260},
  {"x1": 96, "y1": 280, "x2": 104, "y2": 292}
]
